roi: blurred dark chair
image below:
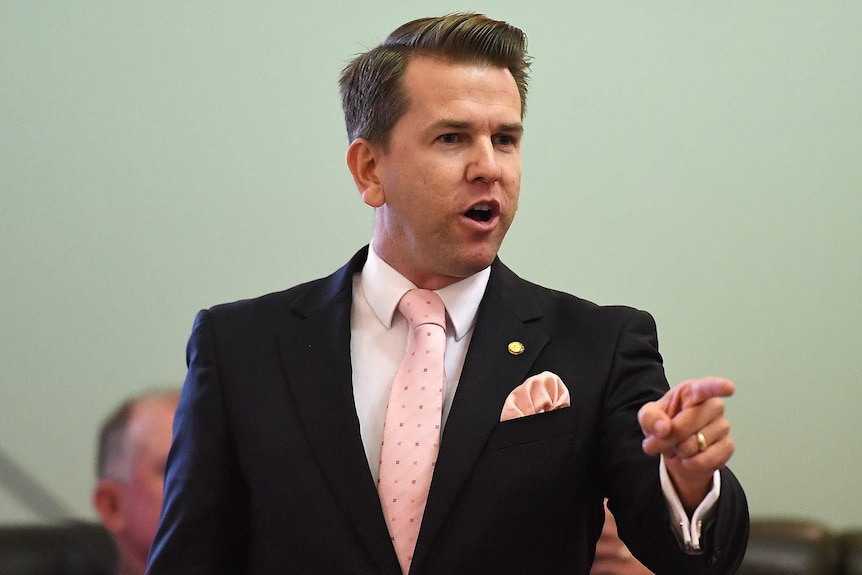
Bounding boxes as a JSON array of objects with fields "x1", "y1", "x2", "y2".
[
  {"x1": 739, "y1": 518, "x2": 838, "y2": 575},
  {"x1": 839, "y1": 529, "x2": 862, "y2": 575},
  {"x1": 0, "y1": 521, "x2": 114, "y2": 575}
]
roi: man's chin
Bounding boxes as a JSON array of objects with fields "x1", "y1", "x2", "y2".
[{"x1": 451, "y1": 251, "x2": 499, "y2": 278}]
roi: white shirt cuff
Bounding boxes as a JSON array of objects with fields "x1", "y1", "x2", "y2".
[{"x1": 659, "y1": 455, "x2": 721, "y2": 554}]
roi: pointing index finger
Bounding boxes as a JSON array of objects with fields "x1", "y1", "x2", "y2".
[{"x1": 681, "y1": 377, "x2": 735, "y2": 409}]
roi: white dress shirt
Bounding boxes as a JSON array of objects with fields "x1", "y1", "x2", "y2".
[{"x1": 350, "y1": 245, "x2": 490, "y2": 484}]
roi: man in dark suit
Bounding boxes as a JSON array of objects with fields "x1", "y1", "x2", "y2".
[{"x1": 146, "y1": 13, "x2": 748, "y2": 575}]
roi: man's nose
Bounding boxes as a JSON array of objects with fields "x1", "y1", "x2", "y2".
[{"x1": 465, "y1": 139, "x2": 502, "y2": 183}]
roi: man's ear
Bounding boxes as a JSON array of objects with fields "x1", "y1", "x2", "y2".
[
  {"x1": 346, "y1": 138, "x2": 385, "y2": 208},
  {"x1": 93, "y1": 479, "x2": 125, "y2": 535}
]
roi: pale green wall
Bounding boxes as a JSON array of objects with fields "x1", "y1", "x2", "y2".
[{"x1": 2, "y1": 2, "x2": 860, "y2": 528}]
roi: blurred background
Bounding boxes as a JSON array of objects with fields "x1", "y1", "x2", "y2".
[{"x1": 2, "y1": 1, "x2": 860, "y2": 528}]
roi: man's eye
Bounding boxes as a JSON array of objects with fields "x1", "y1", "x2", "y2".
[
  {"x1": 495, "y1": 134, "x2": 516, "y2": 146},
  {"x1": 439, "y1": 133, "x2": 459, "y2": 144}
]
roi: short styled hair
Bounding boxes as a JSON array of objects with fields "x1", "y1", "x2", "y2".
[
  {"x1": 95, "y1": 388, "x2": 179, "y2": 480},
  {"x1": 339, "y1": 13, "x2": 531, "y2": 148}
]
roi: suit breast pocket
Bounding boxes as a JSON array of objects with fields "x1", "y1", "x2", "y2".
[{"x1": 485, "y1": 407, "x2": 578, "y2": 451}]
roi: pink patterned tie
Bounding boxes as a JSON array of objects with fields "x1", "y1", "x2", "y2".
[{"x1": 378, "y1": 289, "x2": 447, "y2": 575}]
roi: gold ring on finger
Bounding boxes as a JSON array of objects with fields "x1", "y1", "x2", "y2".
[{"x1": 696, "y1": 431, "x2": 708, "y2": 452}]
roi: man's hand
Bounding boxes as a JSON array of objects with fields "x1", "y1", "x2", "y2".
[
  {"x1": 638, "y1": 377, "x2": 736, "y2": 513},
  {"x1": 590, "y1": 500, "x2": 655, "y2": 575}
]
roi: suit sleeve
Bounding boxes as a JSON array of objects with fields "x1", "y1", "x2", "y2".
[
  {"x1": 600, "y1": 309, "x2": 749, "y2": 575},
  {"x1": 146, "y1": 310, "x2": 249, "y2": 575}
]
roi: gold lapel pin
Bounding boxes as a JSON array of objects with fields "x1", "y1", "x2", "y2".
[{"x1": 507, "y1": 341, "x2": 525, "y2": 355}]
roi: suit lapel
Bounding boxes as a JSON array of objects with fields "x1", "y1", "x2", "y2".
[
  {"x1": 412, "y1": 260, "x2": 549, "y2": 570},
  {"x1": 277, "y1": 247, "x2": 401, "y2": 574}
]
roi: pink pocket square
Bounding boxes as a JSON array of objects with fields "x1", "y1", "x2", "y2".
[{"x1": 500, "y1": 371, "x2": 571, "y2": 422}]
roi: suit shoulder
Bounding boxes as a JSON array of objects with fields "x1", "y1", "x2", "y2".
[
  {"x1": 206, "y1": 276, "x2": 325, "y2": 318},
  {"x1": 198, "y1": 248, "x2": 367, "y2": 328},
  {"x1": 519, "y1": 277, "x2": 655, "y2": 327},
  {"x1": 207, "y1": 279, "x2": 323, "y2": 315}
]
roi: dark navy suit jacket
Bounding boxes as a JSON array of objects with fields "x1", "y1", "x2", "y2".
[{"x1": 147, "y1": 246, "x2": 748, "y2": 575}]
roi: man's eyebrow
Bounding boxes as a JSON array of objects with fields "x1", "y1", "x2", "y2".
[
  {"x1": 431, "y1": 119, "x2": 470, "y2": 131},
  {"x1": 498, "y1": 122, "x2": 524, "y2": 134},
  {"x1": 429, "y1": 119, "x2": 524, "y2": 133}
]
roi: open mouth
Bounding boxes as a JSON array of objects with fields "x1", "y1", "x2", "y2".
[{"x1": 465, "y1": 204, "x2": 494, "y2": 223}]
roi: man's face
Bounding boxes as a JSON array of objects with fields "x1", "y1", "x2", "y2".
[
  {"x1": 117, "y1": 398, "x2": 176, "y2": 569},
  {"x1": 364, "y1": 55, "x2": 523, "y2": 289}
]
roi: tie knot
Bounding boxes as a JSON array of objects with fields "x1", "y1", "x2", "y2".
[{"x1": 398, "y1": 289, "x2": 446, "y2": 330}]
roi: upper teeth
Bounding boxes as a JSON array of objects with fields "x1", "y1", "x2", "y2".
[{"x1": 473, "y1": 204, "x2": 491, "y2": 211}]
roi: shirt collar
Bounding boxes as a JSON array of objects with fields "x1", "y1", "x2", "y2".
[{"x1": 360, "y1": 245, "x2": 491, "y2": 342}]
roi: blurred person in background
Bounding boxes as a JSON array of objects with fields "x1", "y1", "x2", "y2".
[{"x1": 92, "y1": 389, "x2": 178, "y2": 575}]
